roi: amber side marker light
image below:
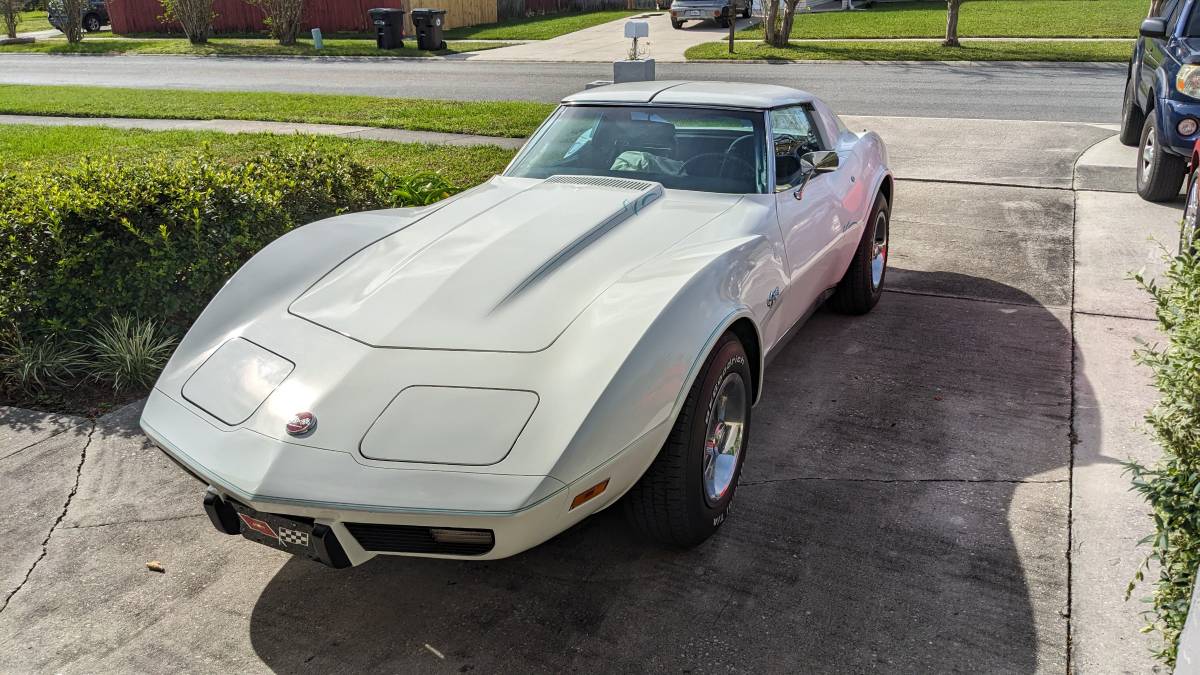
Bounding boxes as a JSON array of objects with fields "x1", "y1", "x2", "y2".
[{"x1": 570, "y1": 479, "x2": 610, "y2": 510}]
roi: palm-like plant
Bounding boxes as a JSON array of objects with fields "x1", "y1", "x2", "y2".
[{"x1": 86, "y1": 315, "x2": 177, "y2": 391}]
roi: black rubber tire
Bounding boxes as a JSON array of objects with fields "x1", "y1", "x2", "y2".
[
  {"x1": 439, "y1": 40, "x2": 447, "y2": 50},
  {"x1": 1136, "y1": 112, "x2": 1188, "y2": 202},
  {"x1": 1183, "y1": 168, "x2": 1199, "y2": 255},
  {"x1": 1119, "y1": 71, "x2": 1145, "y2": 147},
  {"x1": 671, "y1": 19, "x2": 684, "y2": 29},
  {"x1": 716, "y1": 16, "x2": 731, "y2": 28},
  {"x1": 624, "y1": 332, "x2": 751, "y2": 548},
  {"x1": 83, "y1": 13, "x2": 101, "y2": 31},
  {"x1": 830, "y1": 192, "x2": 889, "y2": 315},
  {"x1": 741, "y1": 4, "x2": 751, "y2": 18}
]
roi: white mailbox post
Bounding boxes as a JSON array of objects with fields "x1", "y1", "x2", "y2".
[{"x1": 614, "y1": 20, "x2": 655, "y2": 83}]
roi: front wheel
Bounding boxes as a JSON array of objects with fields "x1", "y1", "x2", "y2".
[
  {"x1": 83, "y1": 13, "x2": 101, "y2": 31},
  {"x1": 1137, "y1": 112, "x2": 1188, "y2": 202},
  {"x1": 1183, "y1": 168, "x2": 1199, "y2": 255},
  {"x1": 830, "y1": 192, "x2": 889, "y2": 314},
  {"x1": 624, "y1": 332, "x2": 751, "y2": 547}
]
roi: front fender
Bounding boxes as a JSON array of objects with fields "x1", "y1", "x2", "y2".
[{"x1": 545, "y1": 233, "x2": 779, "y2": 486}]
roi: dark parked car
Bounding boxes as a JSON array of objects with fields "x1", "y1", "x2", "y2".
[
  {"x1": 47, "y1": 0, "x2": 109, "y2": 33},
  {"x1": 669, "y1": 0, "x2": 751, "y2": 28}
]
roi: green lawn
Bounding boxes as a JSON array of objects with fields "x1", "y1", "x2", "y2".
[
  {"x1": 0, "y1": 85, "x2": 553, "y2": 137},
  {"x1": 443, "y1": 9, "x2": 646, "y2": 39},
  {"x1": 736, "y1": 0, "x2": 1144, "y2": 38},
  {"x1": 0, "y1": 123, "x2": 516, "y2": 186},
  {"x1": 15, "y1": 9, "x2": 52, "y2": 32},
  {"x1": 0, "y1": 36, "x2": 509, "y2": 56},
  {"x1": 687, "y1": 39, "x2": 1133, "y2": 61}
]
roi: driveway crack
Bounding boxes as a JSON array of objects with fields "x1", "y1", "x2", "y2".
[
  {"x1": 0, "y1": 420, "x2": 96, "y2": 614},
  {"x1": 62, "y1": 513, "x2": 205, "y2": 530}
]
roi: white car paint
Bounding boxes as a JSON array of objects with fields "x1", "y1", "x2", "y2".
[{"x1": 140, "y1": 81, "x2": 892, "y2": 566}]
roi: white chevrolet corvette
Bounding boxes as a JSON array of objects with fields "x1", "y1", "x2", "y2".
[{"x1": 140, "y1": 81, "x2": 893, "y2": 567}]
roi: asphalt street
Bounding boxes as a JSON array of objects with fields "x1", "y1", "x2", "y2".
[{"x1": 0, "y1": 55, "x2": 1125, "y2": 121}]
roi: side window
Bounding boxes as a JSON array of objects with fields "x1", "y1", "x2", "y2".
[
  {"x1": 1167, "y1": 0, "x2": 1186, "y2": 32},
  {"x1": 770, "y1": 106, "x2": 823, "y2": 191},
  {"x1": 1160, "y1": 0, "x2": 1180, "y2": 19}
]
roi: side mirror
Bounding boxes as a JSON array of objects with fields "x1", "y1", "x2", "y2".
[
  {"x1": 800, "y1": 150, "x2": 839, "y2": 175},
  {"x1": 1141, "y1": 17, "x2": 1168, "y2": 39}
]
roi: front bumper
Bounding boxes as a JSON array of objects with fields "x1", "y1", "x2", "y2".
[
  {"x1": 141, "y1": 388, "x2": 577, "y2": 565},
  {"x1": 1158, "y1": 97, "x2": 1200, "y2": 155}
]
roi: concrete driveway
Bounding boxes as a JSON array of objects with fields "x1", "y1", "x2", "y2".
[
  {"x1": 465, "y1": 11, "x2": 756, "y2": 62},
  {"x1": 0, "y1": 115, "x2": 1177, "y2": 673}
]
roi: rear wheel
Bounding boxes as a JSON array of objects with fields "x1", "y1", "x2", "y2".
[
  {"x1": 830, "y1": 192, "x2": 889, "y2": 314},
  {"x1": 671, "y1": 18, "x2": 684, "y2": 28},
  {"x1": 716, "y1": 16, "x2": 731, "y2": 28},
  {"x1": 1183, "y1": 168, "x2": 1199, "y2": 255},
  {"x1": 1119, "y1": 72, "x2": 1145, "y2": 147},
  {"x1": 624, "y1": 332, "x2": 751, "y2": 547},
  {"x1": 741, "y1": 3, "x2": 751, "y2": 18},
  {"x1": 1137, "y1": 112, "x2": 1188, "y2": 202},
  {"x1": 83, "y1": 13, "x2": 101, "y2": 31}
]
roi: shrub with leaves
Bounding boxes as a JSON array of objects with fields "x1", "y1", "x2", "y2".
[
  {"x1": 246, "y1": 0, "x2": 304, "y2": 45},
  {"x1": 376, "y1": 171, "x2": 456, "y2": 206},
  {"x1": 159, "y1": 0, "x2": 215, "y2": 44},
  {"x1": 85, "y1": 315, "x2": 178, "y2": 391},
  {"x1": 1127, "y1": 248, "x2": 1200, "y2": 666},
  {"x1": 0, "y1": 328, "x2": 88, "y2": 395},
  {"x1": 0, "y1": 145, "x2": 436, "y2": 338}
]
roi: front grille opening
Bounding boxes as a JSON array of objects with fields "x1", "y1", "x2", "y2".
[{"x1": 344, "y1": 523, "x2": 495, "y2": 556}]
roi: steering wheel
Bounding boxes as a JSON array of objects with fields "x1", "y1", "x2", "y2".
[{"x1": 682, "y1": 153, "x2": 755, "y2": 179}]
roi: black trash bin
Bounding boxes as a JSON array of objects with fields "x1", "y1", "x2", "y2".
[
  {"x1": 410, "y1": 8, "x2": 447, "y2": 51},
  {"x1": 368, "y1": 7, "x2": 405, "y2": 49}
]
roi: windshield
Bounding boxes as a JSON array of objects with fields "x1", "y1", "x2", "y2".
[{"x1": 506, "y1": 105, "x2": 768, "y2": 194}]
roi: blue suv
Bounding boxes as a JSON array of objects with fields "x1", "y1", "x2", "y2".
[{"x1": 1122, "y1": 0, "x2": 1200, "y2": 201}]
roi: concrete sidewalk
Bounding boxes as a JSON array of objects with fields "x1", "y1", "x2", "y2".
[{"x1": 466, "y1": 11, "x2": 757, "y2": 62}]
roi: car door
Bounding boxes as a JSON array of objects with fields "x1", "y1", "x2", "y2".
[{"x1": 769, "y1": 105, "x2": 841, "y2": 329}]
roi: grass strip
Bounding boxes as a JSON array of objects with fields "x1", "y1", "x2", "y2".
[
  {"x1": 0, "y1": 84, "x2": 554, "y2": 138},
  {"x1": 0, "y1": 36, "x2": 510, "y2": 56},
  {"x1": 686, "y1": 39, "x2": 1133, "y2": 62},
  {"x1": 443, "y1": 9, "x2": 646, "y2": 40},
  {"x1": 0, "y1": 123, "x2": 517, "y2": 185},
  {"x1": 734, "y1": 0, "x2": 1144, "y2": 39}
]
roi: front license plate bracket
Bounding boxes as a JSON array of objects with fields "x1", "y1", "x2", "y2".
[{"x1": 225, "y1": 499, "x2": 351, "y2": 568}]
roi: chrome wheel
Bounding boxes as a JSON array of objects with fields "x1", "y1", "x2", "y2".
[
  {"x1": 870, "y1": 209, "x2": 888, "y2": 289},
  {"x1": 1184, "y1": 174, "x2": 1199, "y2": 253},
  {"x1": 1142, "y1": 127, "x2": 1157, "y2": 184},
  {"x1": 701, "y1": 372, "x2": 746, "y2": 506}
]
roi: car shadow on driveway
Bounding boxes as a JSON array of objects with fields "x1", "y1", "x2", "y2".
[{"x1": 247, "y1": 271, "x2": 1089, "y2": 673}]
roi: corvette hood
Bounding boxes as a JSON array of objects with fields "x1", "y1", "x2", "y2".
[{"x1": 290, "y1": 176, "x2": 739, "y2": 352}]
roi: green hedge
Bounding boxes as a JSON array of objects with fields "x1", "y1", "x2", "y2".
[
  {"x1": 1128, "y1": 249, "x2": 1200, "y2": 665},
  {"x1": 0, "y1": 146, "x2": 454, "y2": 338}
]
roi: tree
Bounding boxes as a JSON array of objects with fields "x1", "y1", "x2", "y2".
[
  {"x1": 2, "y1": 0, "x2": 21, "y2": 39},
  {"x1": 57, "y1": 0, "x2": 84, "y2": 43},
  {"x1": 763, "y1": 0, "x2": 803, "y2": 48},
  {"x1": 246, "y1": 0, "x2": 304, "y2": 45},
  {"x1": 943, "y1": 0, "x2": 962, "y2": 47},
  {"x1": 160, "y1": 0, "x2": 215, "y2": 44}
]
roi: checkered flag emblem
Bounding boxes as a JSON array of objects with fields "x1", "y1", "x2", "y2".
[{"x1": 278, "y1": 527, "x2": 310, "y2": 548}]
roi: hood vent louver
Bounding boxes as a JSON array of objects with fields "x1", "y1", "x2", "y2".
[{"x1": 544, "y1": 175, "x2": 656, "y2": 191}]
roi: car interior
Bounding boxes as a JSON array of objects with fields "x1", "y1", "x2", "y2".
[{"x1": 508, "y1": 106, "x2": 773, "y2": 194}]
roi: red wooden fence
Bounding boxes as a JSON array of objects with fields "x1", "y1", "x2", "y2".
[{"x1": 109, "y1": 0, "x2": 408, "y2": 35}]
